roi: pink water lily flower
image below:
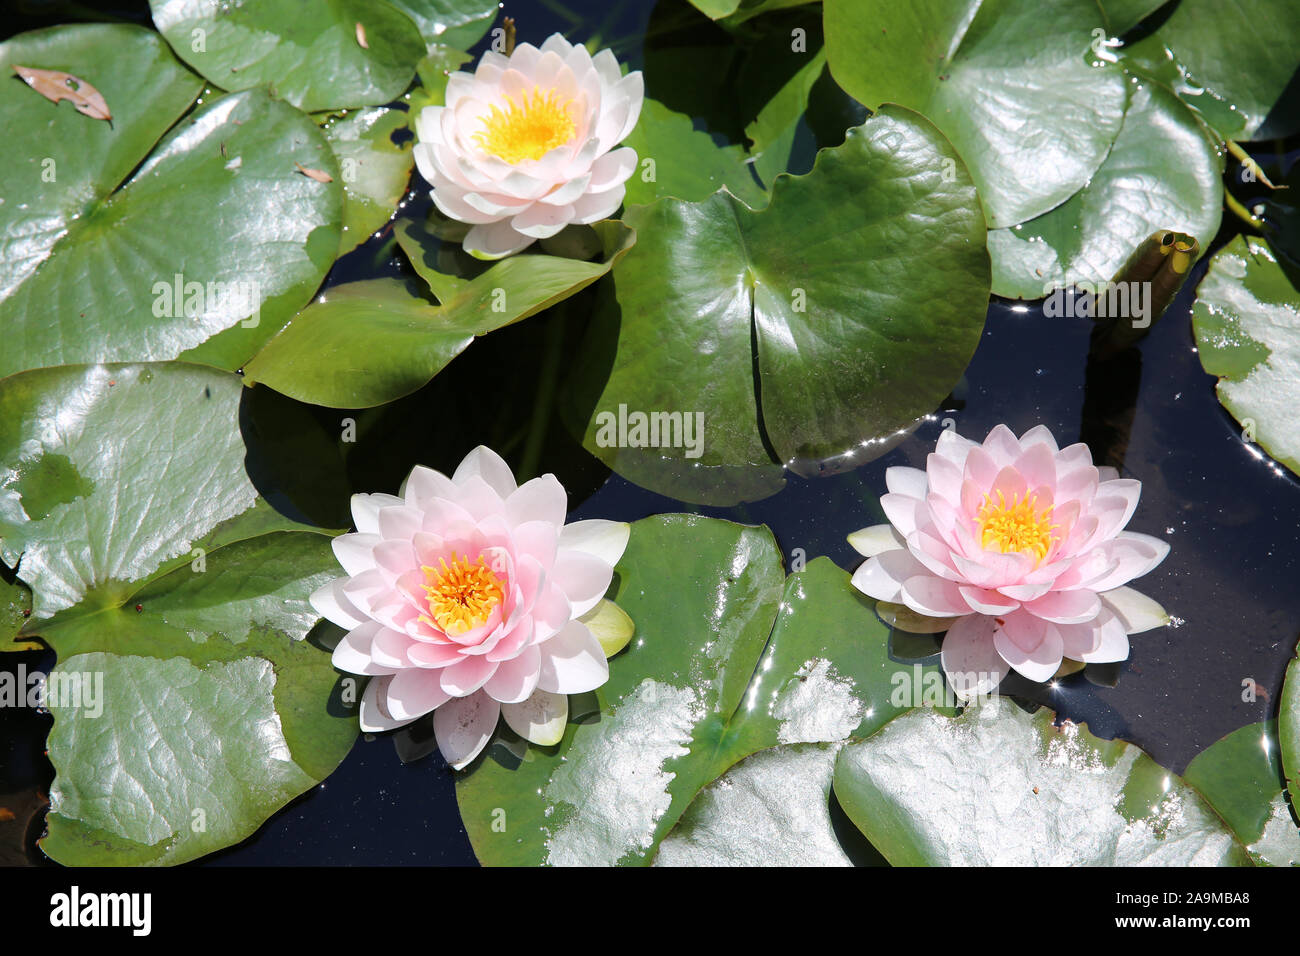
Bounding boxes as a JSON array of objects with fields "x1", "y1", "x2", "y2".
[
  {"x1": 849, "y1": 425, "x2": 1170, "y2": 698},
  {"x1": 413, "y1": 32, "x2": 643, "y2": 259},
  {"x1": 310, "y1": 447, "x2": 631, "y2": 769}
]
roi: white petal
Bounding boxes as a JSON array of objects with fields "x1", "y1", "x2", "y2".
[
  {"x1": 433, "y1": 690, "x2": 501, "y2": 769},
  {"x1": 846, "y1": 523, "x2": 905, "y2": 557},
  {"x1": 559, "y1": 519, "x2": 630, "y2": 566},
  {"x1": 506, "y1": 474, "x2": 568, "y2": 527},
  {"x1": 502, "y1": 688, "x2": 568, "y2": 745},
  {"x1": 511, "y1": 200, "x2": 577, "y2": 239},
  {"x1": 360, "y1": 675, "x2": 418, "y2": 732},
  {"x1": 463, "y1": 219, "x2": 536, "y2": 259},
  {"x1": 331, "y1": 532, "x2": 380, "y2": 576},
  {"x1": 1099, "y1": 586, "x2": 1170, "y2": 634},
  {"x1": 885, "y1": 466, "x2": 929, "y2": 499},
  {"x1": 452, "y1": 445, "x2": 518, "y2": 497},
  {"x1": 310, "y1": 577, "x2": 367, "y2": 630},
  {"x1": 350, "y1": 493, "x2": 404, "y2": 535},
  {"x1": 537, "y1": 619, "x2": 609, "y2": 694}
]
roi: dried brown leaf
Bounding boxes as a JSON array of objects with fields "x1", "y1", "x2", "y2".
[
  {"x1": 12, "y1": 65, "x2": 111, "y2": 121},
  {"x1": 294, "y1": 162, "x2": 333, "y2": 183}
]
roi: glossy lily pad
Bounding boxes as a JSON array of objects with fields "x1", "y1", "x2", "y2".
[
  {"x1": 1123, "y1": 0, "x2": 1300, "y2": 141},
  {"x1": 322, "y1": 106, "x2": 414, "y2": 255},
  {"x1": 243, "y1": 219, "x2": 635, "y2": 408},
  {"x1": 824, "y1": 0, "x2": 1127, "y2": 228},
  {"x1": 565, "y1": 108, "x2": 989, "y2": 505},
  {"x1": 989, "y1": 77, "x2": 1223, "y2": 298},
  {"x1": 0, "y1": 363, "x2": 355, "y2": 865},
  {"x1": 1192, "y1": 236, "x2": 1300, "y2": 478},
  {"x1": 387, "y1": 0, "x2": 499, "y2": 50},
  {"x1": 620, "y1": 97, "x2": 767, "y2": 208},
  {"x1": 149, "y1": 0, "x2": 426, "y2": 113},
  {"x1": 834, "y1": 704, "x2": 1250, "y2": 865},
  {"x1": 1282, "y1": 649, "x2": 1300, "y2": 823},
  {"x1": 0, "y1": 46, "x2": 342, "y2": 379},
  {"x1": 1185, "y1": 721, "x2": 1300, "y2": 866},
  {"x1": 456, "y1": 520, "x2": 937, "y2": 865}
]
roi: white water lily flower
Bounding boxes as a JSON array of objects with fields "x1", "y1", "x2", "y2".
[
  {"x1": 311, "y1": 446, "x2": 632, "y2": 769},
  {"x1": 412, "y1": 33, "x2": 643, "y2": 259}
]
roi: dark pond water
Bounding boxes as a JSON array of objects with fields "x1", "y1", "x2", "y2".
[{"x1": 2, "y1": 0, "x2": 1299, "y2": 866}]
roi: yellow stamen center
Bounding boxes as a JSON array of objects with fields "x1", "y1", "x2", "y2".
[
  {"x1": 976, "y1": 490, "x2": 1058, "y2": 563},
  {"x1": 420, "y1": 553, "x2": 505, "y2": 636},
  {"x1": 474, "y1": 87, "x2": 577, "y2": 164}
]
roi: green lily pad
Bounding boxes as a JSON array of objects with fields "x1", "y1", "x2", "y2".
[
  {"x1": 0, "y1": 65, "x2": 342, "y2": 379},
  {"x1": 1192, "y1": 236, "x2": 1300, "y2": 478},
  {"x1": 0, "y1": 362, "x2": 355, "y2": 865},
  {"x1": 0, "y1": 574, "x2": 35, "y2": 652},
  {"x1": 322, "y1": 106, "x2": 414, "y2": 255},
  {"x1": 243, "y1": 218, "x2": 635, "y2": 408},
  {"x1": 834, "y1": 704, "x2": 1250, "y2": 865},
  {"x1": 738, "y1": 19, "x2": 825, "y2": 189},
  {"x1": 1185, "y1": 721, "x2": 1300, "y2": 866},
  {"x1": 387, "y1": 0, "x2": 498, "y2": 50},
  {"x1": 456, "y1": 520, "x2": 937, "y2": 866},
  {"x1": 149, "y1": 0, "x2": 426, "y2": 113},
  {"x1": 1282, "y1": 649, "x2": 1300, "y2": 824},
  {"x1": 989, "y1": 77, "x2": 1223, "y2": 298},
  {"x1": 686, "y1": 0, "x2": 817, "y2": 22},
  {"x1": 1123, "y1": 0, "x2": 1300, "y2": 141},
  {"x1": 565, "y1": 108, "x2": 988, "y2": 505},
  {"x1": 824, "y1": 0, "x2": 1127, "y2": 228},
  {"x1": 621, "y1": 97, "x2": 767, "y2": 208}
]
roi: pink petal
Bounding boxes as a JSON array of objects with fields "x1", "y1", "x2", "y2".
[
  {"x1": 900, "y1": 575, "x2": 973, "y2": 617},
  {"x1": 402, "y1": 464, "x2": 458, "y2": 508},
  {"x1": 959, "y1": 585, "x2": 1020, "y2": 615},
  {"x1": 993, "y1": 614, "x2": 1063, "y2": 682},
  {"x1": 880, "y1": 492, "x2": 924, "y2": 537},
  {"x1": 1018, "y1": 424, "x2": 1059, "y2": 453},
  {"x1": 1024, "y1": 588, "x2": 1102, "y2": 624},
  {"x1": 408, "y1": 641, "x2": 466, "y2": 668},
  {"x1": 386, "y1": 668, "x2": 453, "y2": 721},
  {"x1": 940, "y1": 614, "x2": 1010, "y2": 699},
  {"x1": 440, "y1": 654, "x2": 499, "y2": 696},
  {"x1": 934, "y1": 428, "x2": 977, "y2": 469},
  {"x1": 925, "y1": 452, "x2": 963, "y2": 507},
  {"x1": 982, "y1": 424, "x2": 1022, "y2": 467},
  {"x1": 1084, "y1": 533, "x2": 1169, "y2": 591},
  {"x1": 483, "y1": 645, "x2": 542, "y2": 704}
]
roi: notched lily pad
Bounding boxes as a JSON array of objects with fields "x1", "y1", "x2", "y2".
[{"x1": 565, "y1": 107, "x2": 989, "y2": 506}]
